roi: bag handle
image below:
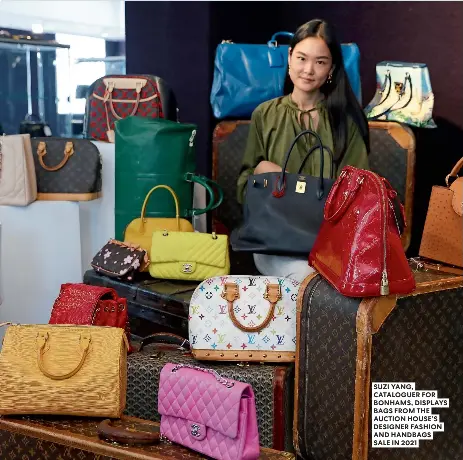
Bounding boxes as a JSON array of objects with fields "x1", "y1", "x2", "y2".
[
  {"x1": 276, "y1": 129, "x2": 333, "y2": 200},
  {"x1": 371, "y1": 70, "x2": 392, "y2": 111},
  {"x1": 298, "y1": 144, "x2": 334, "y2": 177},
  {"x1": 37, "y1": 332, "x2": 90, "y2": 380},
  {"x1": 184, "y1": 173, "x2": 224, "y2": 216},
  {"x1": 171, "y1": 363, "x2": 235, "y2": 388},
  {"x1": 105, "y1": 79, "x2": 143, "y2": 120},
  {"x1": 446, "y1": 157, "x2": 463, "y2": 186},
  {"x1": 98, "y1": 419, "x2": 160, "y2": 446},
  {"x1": 37, "y1": 141, "x2": 74, "y2": 172},
  {"x1": 139, "y1": 332, "x2": 190, "y2": 352},
  {"x1": 221, "y1": 283, "x2": 281, "y2": 333},
  {"x1": 369, "y1": 73, "x2": 412, "y2": 120},
  {"x1": 268, "y1": 31, "x2": 294, "y2": 45},
  {"x1": 139, "y1": 185, "x2": 181, "y2": 232},
  {"x1": 324, "y1": 168, "x2": 366, "y2": 222}
]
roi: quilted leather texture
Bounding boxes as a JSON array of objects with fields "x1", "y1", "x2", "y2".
[
  {"x1": 31, "y1": 138, "x2": 102, "y2": 194},
  {"x1": 125, "y1": 346, "x2": 294, "y2": 449},
  {"x1": 189, "y1": 276, "x2": 299, "y2": 359},
  {"x1": 0, "y1": 134, "x2": 37, "y2": 205},
  {"x1": 150, "y1": 231, "x2": 230, "y2": 281},
  {"x1": 419, "y1": 185, "x2": 463, "y2": 268},
  {"x1": 159, "y1": 363, "x2": 260, "y2": 460}
]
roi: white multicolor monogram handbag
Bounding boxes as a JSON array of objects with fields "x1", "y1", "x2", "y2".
[
  {"x1": 188, "y1": 275, "x2": 299, "y2": 362},
  {"x1": 364, "y1": 61, "x2": 436, "y2": 128}
]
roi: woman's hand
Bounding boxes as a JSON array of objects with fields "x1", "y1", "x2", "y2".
[{"x1": 254, "y1": 160, "x2": 282, "y2": 175}]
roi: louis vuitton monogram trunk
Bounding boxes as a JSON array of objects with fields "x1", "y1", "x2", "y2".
[
  {"x1": 294, "y1": 269, "x2": 463, "y2": 460},
  {"x1": 0, "y1": 415, "x2": 295, "y2": 459}
]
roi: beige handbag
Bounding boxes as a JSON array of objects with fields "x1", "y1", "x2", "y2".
[
  {"x1": 0, "y1": 324, "x2": 128, "y2": 418},
  {"x1": 0, "y1": 134, "x2": 37, "y2": 205},
  {"x1": 419, "y1": 157, "x2": 463, "y2": 268}
]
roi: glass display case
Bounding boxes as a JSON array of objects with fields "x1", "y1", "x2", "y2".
[
  {"x1": 0, "y1": 37, "x2": 72, "y2": 137},
  {"x1": 71, "y1": 56, "x2": 126, "y2": 136}
]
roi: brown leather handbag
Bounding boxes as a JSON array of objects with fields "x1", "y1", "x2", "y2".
[{"x1": 419, "y1": 157, "x2": 463, "y2": 268}]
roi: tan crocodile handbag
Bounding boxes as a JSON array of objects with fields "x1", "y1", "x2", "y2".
[{"x1": 0, "y1": 324, "x2": 128, "y2": 417}]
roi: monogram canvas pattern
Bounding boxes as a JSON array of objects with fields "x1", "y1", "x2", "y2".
[
  {"x1": 86, "y1": 75, "x2": 163, "y2": 142},
  {"x1": 125, "y1": 347, "x2": 294, "y2": 448},
  {"x1": 213, "y1": 122, "x2": 250, "y2": 233},
  {"x1": 297, "y1": 276, "x2": 360, "y2": 459},
  {"x1": 368, "y1": 287, "x2": 463, "y2": 460},
  {"x1": 31, "y1": 138, "x2": 102, "y2": 194},
  {"x1": 369, "y1": 129, "x2": 408, "y2": 204},
  {"x1": 189, "y1": 276, "x2": 299, "y2": 357},
  {"x1": 0, "y1": 416, "x2": 294, "y2": 459}
]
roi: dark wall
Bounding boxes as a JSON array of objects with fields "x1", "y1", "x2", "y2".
[
  {"x1": 126, "y1": 1, "x2": 463, "y2": 253},
  {"x1": 105, "y1": 40, "x2": 126, "y2": 57}
]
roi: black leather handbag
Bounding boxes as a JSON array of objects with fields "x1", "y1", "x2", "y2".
[
  {"x1": 230, "y1": 129, "x2": 335, "y2": 256},
  {"x1": 31, "y1": 137, "x2": 102, "y2": 201}
]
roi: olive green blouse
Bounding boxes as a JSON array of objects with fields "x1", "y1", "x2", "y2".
[{"x1": 236, "y1": 95, "x2": 369, "y2": 203}]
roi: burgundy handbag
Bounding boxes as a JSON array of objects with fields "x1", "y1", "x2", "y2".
[
  {"x1": 84, "y1": 75, "x2": 177, "y2": 143},
  {"x1": 48, "y1": 283, "x2": 132, "y2": 349},
  {"x1": 309, "y1": 166, "x2": 415, "y2": 297}
]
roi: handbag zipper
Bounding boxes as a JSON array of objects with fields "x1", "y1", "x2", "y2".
[
  {"x1": 189, "y1": 130, "x2": 197, "y2": 147},
  {"x1": 366, "y1": 171, "x2": 389, "y2": 295}
]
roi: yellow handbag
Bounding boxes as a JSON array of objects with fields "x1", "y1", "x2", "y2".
[
  {"x1": 0, "y1": 324, "x2": 128, "y2": 418},
  {"x1": 124, "y1": 185, "x2": 194, "y2": 254},
  {"x1": 149, "y1": 231, "x2": 230, "y2": 281}
]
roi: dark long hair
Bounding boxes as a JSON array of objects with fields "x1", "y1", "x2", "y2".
[{"x1": 284, "y1": 19, "x2": 370, "y2": 162}]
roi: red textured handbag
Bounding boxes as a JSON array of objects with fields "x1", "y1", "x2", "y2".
[
  {"x1": 49, "y1": 283, "x2": 132, "y2": 347},
  {"x1": 309, "y1": 166, "x2": 415, "y2": 297}
]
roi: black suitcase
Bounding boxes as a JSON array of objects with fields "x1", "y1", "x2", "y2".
[
  {"x1": 83, "y1": 270, "x2": 194, "y2": 339},
  {"x1": 294, "y1": 268, "x2": 463, "y2": 460},
  {"x1": 125, "y1": 335, "x2": 295, "y2": 452}
]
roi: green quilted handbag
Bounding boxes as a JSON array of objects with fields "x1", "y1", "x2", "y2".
[{"x1": 115, "y1": 117, "x2": 222, "y2": 239}]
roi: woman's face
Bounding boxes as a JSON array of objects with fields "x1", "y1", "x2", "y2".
[{"x1": 288, "y1": 37, "x2": 333, "y2": 94}]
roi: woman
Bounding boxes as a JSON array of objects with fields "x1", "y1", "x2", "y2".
[{"x1": 236, "y1": 19, "x2": 370, "y2": 282}]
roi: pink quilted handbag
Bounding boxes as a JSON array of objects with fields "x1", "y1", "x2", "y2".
[{"x1": 158, "y1": 363, "x2": 260, "y2": 460}]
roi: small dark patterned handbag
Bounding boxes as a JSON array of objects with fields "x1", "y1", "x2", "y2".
[
  {"x1": 31, "y1": 137, "x2": 102, "y2": 201},
  {"x1": 91, "y1": 239, "x2": 149, "y2": 281}
]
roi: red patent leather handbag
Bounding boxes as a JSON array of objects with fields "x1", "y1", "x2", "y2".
[
  {"x1": 49, "y1": 283, "x2": 132, "y2": 347},
  {"x1": 309, "y1": 166, "x2": 416, "y2": 297}
]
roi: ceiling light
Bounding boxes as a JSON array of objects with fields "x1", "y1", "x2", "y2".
[{"x1": 32, "y1": 24, "x2": 44, "y2": 34}]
